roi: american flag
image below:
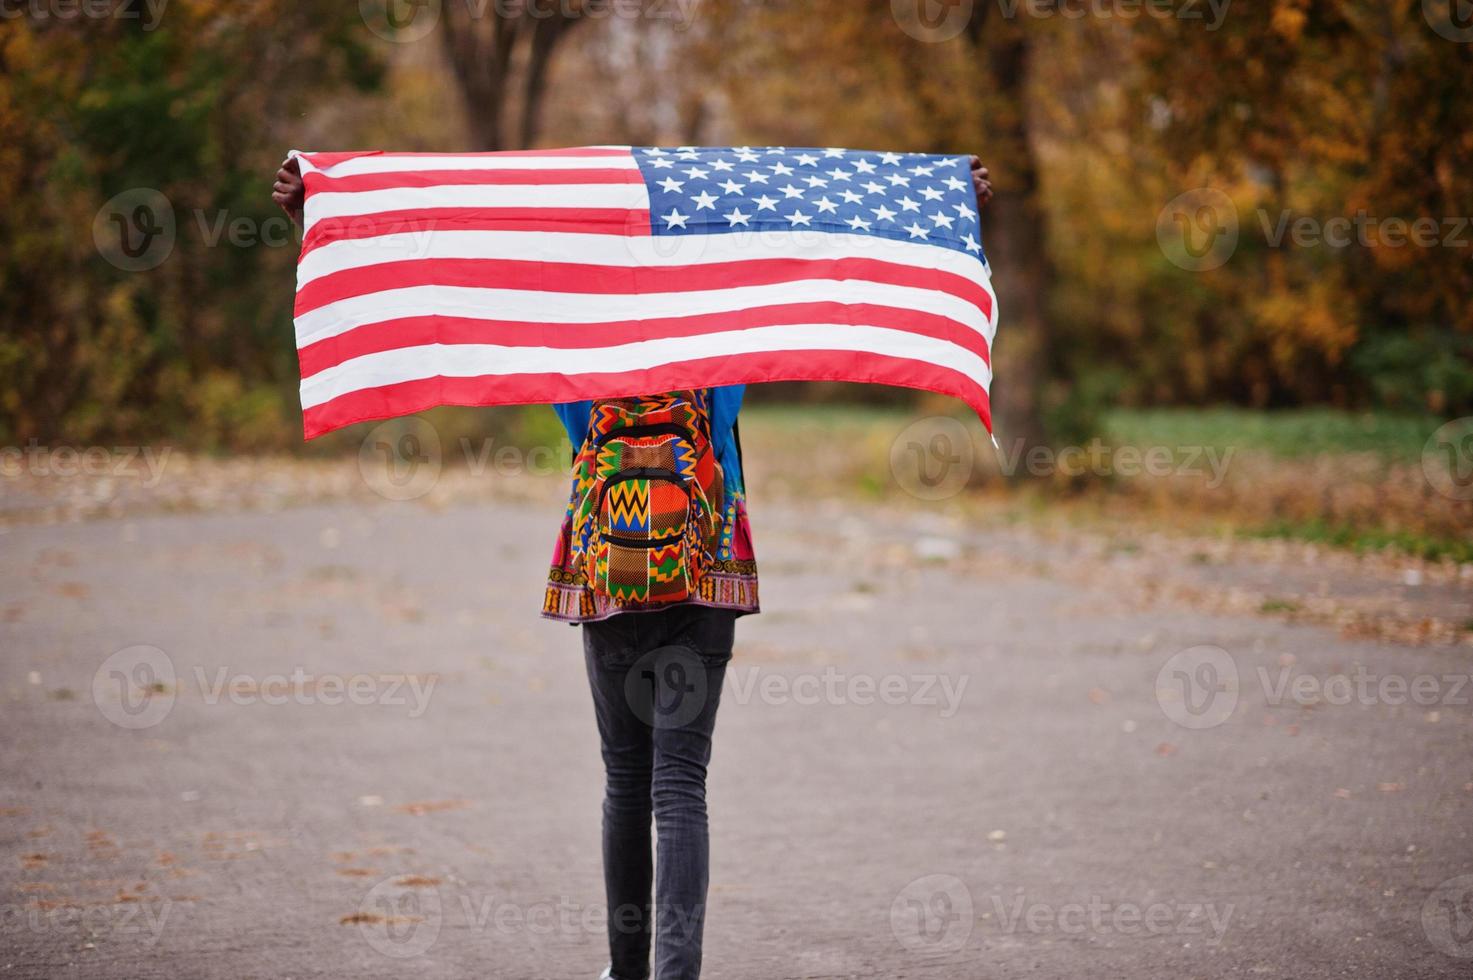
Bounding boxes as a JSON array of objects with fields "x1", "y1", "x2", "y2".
[{"x1": 291, "y1": 146, "x2": 997, "y2": 439}]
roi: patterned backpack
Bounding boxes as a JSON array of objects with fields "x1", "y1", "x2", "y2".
[{"x1": 570, "y1": 391, "x2": 724, "y2": 606}]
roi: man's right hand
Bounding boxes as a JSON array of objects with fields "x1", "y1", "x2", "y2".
[{"x1": 272, "y1": 156, "x2": 304, "y2": 227}]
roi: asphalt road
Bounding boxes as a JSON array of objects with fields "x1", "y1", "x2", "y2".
[{"x1": 2, "y1": 491, "x2": 1471, "y2": 978}]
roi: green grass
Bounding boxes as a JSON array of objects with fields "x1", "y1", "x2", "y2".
[
  {"x1": 1103, "y1": 407, "x2": 1448, "y2": 462},
  {"x1": 1243, "y1": 519, "x2": 1473, "y2": 564}
]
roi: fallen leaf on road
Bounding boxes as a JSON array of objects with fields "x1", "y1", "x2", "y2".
[
  {"x1": 395, "y1": 875, "x2": 441, "y2": 887},
  {"x1": 395, "y1": 800, "x2": 469, "y2": 816},
  {"x1": 1155, "y1": 742, "x2": 1177, "y2": 757}
]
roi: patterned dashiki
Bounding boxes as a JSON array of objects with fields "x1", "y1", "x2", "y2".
[{"x1": 541, "y1": 386, "x2": 759, "y2": 623}]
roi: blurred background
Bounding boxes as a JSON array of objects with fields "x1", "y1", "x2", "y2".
[
  {"x1": 3, "y1": 0, "x2": 1471, "y2": 552},
  {"x1": 5, "y1": 5, "x2": 1473, "y2": 976}
]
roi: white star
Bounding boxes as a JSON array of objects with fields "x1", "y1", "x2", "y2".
[
  {"x1": 779, "y1": 184, "x2": 805, "y2": 199},
  {"x1": 771, "y1": 162, "x2": 795, "y2": 177},
  {"x1": 650, "y1": 158, "x2": 675, "y2": 169},
  {"x1": 786, "y1": 210, "x2": 812, "y2": 226},
  {"x1": 872, "y1": 204, "x2": 898, "y2": 223},
  {"x1": 710, "y1": 158, "x2": 735, "y2": 171},
  {"x1": 898, "y1": 195, "x2": 921, "y2": 212},
  {"x1": 692, "y1": 190, "x2": 719, "y2": 210},
  {"x1": 684, "y1": 166, "x2": 709, "y2": 179},
  {"x1": 905, "y1": 221, "x2": 929, "y2": 239},
  {"x1": 840, "y1": 190, "x2": 864, "y2": 205},
  {"x1": 930, "y1": 211, "x2": 955, "y2": 228},
  {"x1": 804, "y1": 175, "x2": 828, "y2": 189},
  {"x1": 920, "y1": 186, "x2": 945, "y2": 202},
  {"x1": 662, "y1": 208, "x2": 689, "y2": 230},
  {"x1": 880, "y1": 152, "x2": 903, "y2": 165},
  {"x1": 853, "y1": 159, "x2": 877, "y2": 174},
  {"x1": 861, "y1": 180, "x2": 886, "y2": 195},
  {"x1": 745, "y1": 171, "x2": 771, "y2": 185},
  {"x1": 847, "y1": 215, "x2": 873, "y2": 232},
  {"x1": 646, "y1": 147, "x2": 669, "y2": 156},
  {"x1": 725, "y1": 207, "x2": 751, "y2": 227},
  {"x1": 658, "y1": 177, "x2": 685, "y2": 193},
  {"x1": 823, "y1": 148, "x2": 846, "y2": 158},
  {"x1": 953, "y1": 202, "x2": 977, "y2": 219},
  {"x1": 753, "y1": 194, "x2": 779, "y2": 211},
  {"x1": 963, "y1": 233, "x2": 981, "y2": 253},
  {"x1": 887, "y1": 173, "x2": 912, "y2": 187},
  {"x1": 719, "y1": 178, "x2": 744, "y2": 195},
  {"x1": 827, "y1": 168, "x2": 852, "y2": 181},
  {"x1": 765, "y1": 146, "x2": 787, "y2": 154},
  {"x1": 815, "y1": 196, "x2": 839, "y2": 214},
  {"x1": 734, "y1": 147, "x2": 760, "y2": 163},
  {"x1": 943, "y1": 175, "x2": 967, "y2": 191},
  {"x1": 910, "y1": 164, "x2": 936, "y2": 177},
  {"x1": 676, "y1": 148, "x2": 700, "y2": 160},
  {"x1": 794, "y1": 153, "x2": 820, "y2": 166}
]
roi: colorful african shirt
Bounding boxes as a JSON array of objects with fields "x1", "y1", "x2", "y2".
[{"x1": 541, "y1": 388, "x2": 760, "y2": 623}]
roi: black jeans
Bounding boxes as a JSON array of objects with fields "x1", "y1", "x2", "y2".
[{"x1": 583, "y1": 604, "x2": 736, "y2": 980}]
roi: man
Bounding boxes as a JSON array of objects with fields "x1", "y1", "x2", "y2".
[{"x1": 273, "y1": 149, "x2": 992, "y2": 980}]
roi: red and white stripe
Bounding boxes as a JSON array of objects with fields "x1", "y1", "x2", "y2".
[{"x1": 291, "y1": 147, "x2": 998, "y2": 439}]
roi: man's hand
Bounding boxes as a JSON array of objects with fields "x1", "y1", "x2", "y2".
[
  {"x1": 970, "y1": 155, "x2": 993, "y2": 211},
  {"x1": 272, "y1": 156, "x2": 304, "y2": 228}
]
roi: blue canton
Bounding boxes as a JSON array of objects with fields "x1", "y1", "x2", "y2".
[{"x1": 633, "y1": 146, "x2": 985, "y2": 261}]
